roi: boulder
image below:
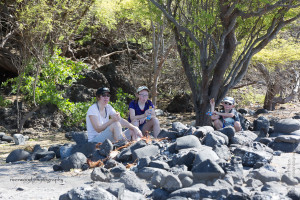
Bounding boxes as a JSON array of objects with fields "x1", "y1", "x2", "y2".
[
  {"x1": 60, "y1": 152, "x2": 87, "y2": 171},
  {"x1": 13, "y1": 134, "x2": 25, "y2": 145},
  {"x1": 6, "y1": 149, "x2": 30, "y2": 163},
  {"x1": 274, "y1": 118, "x2": 300, "y2": 134},
  {"x1": 132, "y1": 145, "x2": 159, "y2": 161},
  {"x1": 175, "y1": 135, "x2": 201, "y2": 150}
]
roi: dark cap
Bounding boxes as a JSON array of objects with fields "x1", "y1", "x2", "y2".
[{"x1": 96, "y1": 87, "x2": 110, "y2": 96}]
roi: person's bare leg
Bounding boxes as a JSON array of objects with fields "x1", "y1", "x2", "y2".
[
  {"x1": 142, "y1": 117, "x2": 160, "y2": 138},
  {"x1": 213, "y1": 119, "x2": 223, "y2": 130},
  {"x1": 234, "y1": 121, "x2": 242, "y2": 132},
  {"x1": 109, "y1": 121, "x2": 123, "y2": 141}
]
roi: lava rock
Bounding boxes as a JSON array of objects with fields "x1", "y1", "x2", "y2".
[{"x1": 6, "y1": 149, "x2": 30, "y2": 163}]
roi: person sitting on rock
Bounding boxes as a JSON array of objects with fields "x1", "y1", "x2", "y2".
[
  {"x1": 210, "y1": 97, "x2": 242, "y2": 132},
  {"x1": 86, "y1": 87, "x2": 143, "y2": 143},
  {"x1": 128, "y1": 86, "x2": 161, "y2": 138}
]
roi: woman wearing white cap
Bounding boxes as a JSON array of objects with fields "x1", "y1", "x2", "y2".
[
  {"x1": 210, "y1": 97, "x2": 242, "y2": 132},
  {"x1": 128, "y1": 86, "x2": 161, "y2": 138},
  {"x1": 86, "y1": 87, "x2": 143, "y2": 143}
]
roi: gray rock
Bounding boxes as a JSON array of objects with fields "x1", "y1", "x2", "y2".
[
  {"x1": 253, "y1": 116, "x2": 270, "y2": 137},
  {"x1": 96, "y1": 182, "x2": 125, "y2": 199},
  {"x1": 268, "y1": 141, "x2": 300, "y2": 153},
  {"x1": 116, "y1": 148, "x2": 132, "y2": 162},
  {"x1": 155, "y1": 109, "x2": 164, "y2": 116},
  {"x1": 151, "y1": 170, "x2": 168, "y2": 188},
  {"x1": 250, "y1": 168, "x2": 281, "y2": 183},
  {"x1": 110, "y1": 164, "x2": 126, "y2": 178},
  {"x1": 71, "y1": 131, "x2": 88, "y2": 144},
  {"x1": 163, "y1": 174, "x2": 182, "y2": 192},
  {"x1": 59, "y1": 144, "x2": 75, "y2": 159},
  {"x1": 152, "y1": 189, "x2": 170, "y2": 200},
  {"x1": 0, "y1": 132, "x2": 5, "y2": 139},
  {"x1": 169, "y1": 187, "x2": 200, "y2": 199},
  {"x1": 91, "y1": 167, "x2": 112, "y2": 182},
  {"x1": 130, "y1": 140, "x2": 148, "y2": 151},
  {"x1": 132, "y1": 145, "x2": 159, "y2": 161},
  {"x1": 287, "y1": 188, "x2": 300, "y2": 200},
  {"x1": 99, "y1": 139, "x2": 113, "y2": 156},
  {"x1": 48, "y1": 144, "x2": 62, "y2": 158},
  {"x1": 171, "y1": 149, "x2": 196, "y2": 169},
  {"x1": 123, "y1": 189, "x2": 146, "y2": 200},
  {"x1": 137, "y1": 167, "x2": 168, "y2": 180},
  {"x1": 192, "y1": 159, "x2": 225, "y2": 180},
  {"x1": 219, "y1": 126, "x2": 235, "y2": 139},
  {"x1": 233, "y1": 142, "x2": 273, "y2": 167},
  {"x1": 13, "y1": 134, "x2": 25, "y2": 145},
  {"x1": 59, "y1": 186, "x2": 117, "y2": 200},
  {"x1": 60, "y1": 152, "x2": 87, "y2": 171},
  {"x1": 281, "y1": 174, "x2": 298, "y2": 185},
  {"x1": 180, "y1": 176, "x2": 193, "y2": 188},
  {"x1": 172, "y1": 122, "x2": 188, "y2": 133},
  {"x1": 192, "y1": 147, "x2": 219, "y2": 167},
  {"x1": 175, "y1": 135, "x2": 201, "y2": 150},
  {"x1": 213, "y1": 144, "x2": 231, "y2": 161},
  {"x1": 261, "y1": 181, "x2": 288, "y2": 195},
  {"x1": 149, "y1": 160, "x2": 170, "y2": 170},
  {"x1": 104, "y1": 159, "x2": 118, "y2": 169},
  {"x1": 137, "y1": 157, "x2": 151, "y2": 170},
  {"x1": 274, "y1": 118, "x2": 300, "y2": 133},
  {"x1": 198, "y1": 185, "x2": 232, "y2": 199},
  {"x1": 193, "y1": 127, "x2": 209, "y2": 138},
  {"x1": 1, "y1": 135, "x2": 13, "y2": 143},
  {"x1": 120, "y1": 171, "x2": 150, "y2": 194},
  {"x1": 230, "y1": 130, "x2": 258, "y2": 145},
  {"x1": 203, "y1": 132, "x2": 226, "y2": 147},
  {"x1": 38, "y1": 151, "x2": 56, "y2": 161},
  {"x1": 245, "y1": 178, "x2": 263, "y2": 188},
  {"x1": 274, "y1": 135, "x2": 300, "y2": 143},
  {"x1": 70, "y1": 142, "x2": 97, "y2": 157},
  {"x1": 157, "y1": 129, "x2": 178, "y2": 140},
  {"x1": 6, "y1": 149, "x2": 30, "y2": 163}
]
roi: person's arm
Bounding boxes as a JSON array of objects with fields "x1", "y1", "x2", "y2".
[
  {"x1": 213, "y1": 111, "x2": 235, "y2": 118},
  {"x1": 129, "y1": 108, "x2": 147, "y2": 122},
  {"x1": 119, "y1": 118, "x2": 143, "y2": 140},
  {"x1": 89, "y1": 115, "x2": 118, "y2": 133}
]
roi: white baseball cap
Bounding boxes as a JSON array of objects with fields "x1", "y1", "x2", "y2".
[{"x1": 137, "y1": 86, "x2": 149, "y2": 93}]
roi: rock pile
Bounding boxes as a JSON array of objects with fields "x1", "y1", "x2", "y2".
[{"x1": 5, "y1": 117, "x2": 300, "y2": 199}]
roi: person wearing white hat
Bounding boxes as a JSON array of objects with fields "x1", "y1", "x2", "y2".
[
  {"x1": 128, "y1": 86, "x2": 161, "y2": 138},
  {"x1": 86, "y1": 87, "x2": 143, "y2": 143},
  {"x1": 210, "y1": 97, "x2": 242, "y2": 132}
]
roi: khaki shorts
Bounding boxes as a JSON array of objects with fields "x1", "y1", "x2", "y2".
[{"x1": 90, "y1": 126, "x2": 131, "y2": 143}]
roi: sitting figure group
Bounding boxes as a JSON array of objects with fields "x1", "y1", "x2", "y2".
[
  {"x1": 86, "y1": 86, "x2": 160, "y2": 143},
  {"x1": 86, "y1": 85, "x2": 242, "y2": 143}
]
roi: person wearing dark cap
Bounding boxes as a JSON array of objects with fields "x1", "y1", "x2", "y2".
[
  {"x1": 86, "y1": 87, "x2": 143, "y2": 143},
  {"x1": 210, "y1": 97, "x2": 242, "y2": 132},
  {"x1": 128, "y1": 86, "x2": 161, "y2": 138}
]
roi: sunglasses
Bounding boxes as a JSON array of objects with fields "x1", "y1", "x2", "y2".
[
  {"x1": 139, "y1": 94, "x2": 149, "y2": 97},
  {"x1": 224, "y1": 102, "x2": 232, "y2": 105},
  {"x1": 101, "y1": 94, "x2": 111, "y2": 97}
]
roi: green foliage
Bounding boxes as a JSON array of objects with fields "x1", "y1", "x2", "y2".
[
  {"x1": 0, "y1": 95, "x2": 12, "y2": 107},
  {"x1": 232, "y1": 86, "x2": 265, "y2": 108},
  {"x1": 252, "y1": 37, "x2": 300, "y2": 70},
  {"x1": 2, "y1": 49, "x2": 88, "y2": 127},
  {"x1": 59, "y1": 99, "x2": 93, "y2": 127},
  {"x1": 109, "y1": 88, "x2": 134, "y2": 118}
]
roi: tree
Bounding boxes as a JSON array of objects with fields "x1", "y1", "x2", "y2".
[
  {"x1": 252, "y1": 37, "x2": 300, "y2": 110},
  {"x1": 149, "y1": 0, "x2": 300, "y2": 125}
]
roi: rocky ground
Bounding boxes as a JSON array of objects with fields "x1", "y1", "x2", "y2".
[{"x1": 0, "y1": 103, "x2": 300, "y2": 200}]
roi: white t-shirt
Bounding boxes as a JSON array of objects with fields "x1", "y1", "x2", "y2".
[{"x1": 86, "y1": 103, "x2": 116, "y2": 142}]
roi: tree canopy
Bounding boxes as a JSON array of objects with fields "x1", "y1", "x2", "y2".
[{"x1": 149, "y1": 0, "x2": 300, "y2": 125}]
